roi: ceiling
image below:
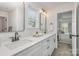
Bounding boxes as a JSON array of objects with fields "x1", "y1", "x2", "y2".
[
  {"x1": 0, "y1": 2, "x2": 23, "y2": 12},
  {"x1": 35, "y1": 2, "x2": 74, "y2": 11},
  {"x1": 0, "y1": 2, "x2": 74, "y2": 12}
]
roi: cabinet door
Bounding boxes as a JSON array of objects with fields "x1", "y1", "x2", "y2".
[
  {"x1": 50, "y1": 37, "x2": 54, "y2": 55},
  {"x1": 41, "y1": 39, "x2": 50, "y2": 56},
  {"x1": 48, "y1": 36, "x2": 55, "y2": 56}
]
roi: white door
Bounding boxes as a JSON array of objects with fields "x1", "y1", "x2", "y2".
[
  {"x1": 74, "y1": 2, "x2": 79, "y2": 56},
  {"x1": 72, "y1": 3, "x2": 77, "y2": 56}
]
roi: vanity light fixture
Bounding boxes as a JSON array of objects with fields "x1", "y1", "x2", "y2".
[{"x1": 40, "y1": 8, "x2": 48, "y2": 16}]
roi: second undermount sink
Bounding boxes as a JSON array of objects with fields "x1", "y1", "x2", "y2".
[{"x1": 4, "y1": 39, "x2": 32, "y2": 50}]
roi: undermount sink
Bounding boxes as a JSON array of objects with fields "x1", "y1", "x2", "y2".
[{"x1": 4, "y1": 39, "x2": 32, "y2": 50}]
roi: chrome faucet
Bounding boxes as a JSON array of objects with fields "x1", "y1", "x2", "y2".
[{"x1": 10, "y1": 32, "x2": 20, "y2": 42}]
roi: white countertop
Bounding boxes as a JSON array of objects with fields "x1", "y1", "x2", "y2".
[{"x1": 0, "y1": 32, "x2": 56, "y2": 56}]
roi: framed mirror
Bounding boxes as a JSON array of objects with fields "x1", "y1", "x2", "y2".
[
  {"x1": 40, "y1": 9, "x2": 47, "y2": 33},
  {"x1": 40, "y1": 13, "x2": 46, "y2": 33},
  {"x1": 0, "y1": 2, "x2": 24, "y2": 32}
]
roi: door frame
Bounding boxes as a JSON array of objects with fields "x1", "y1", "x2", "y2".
[
  {"x1": 72, "y1": 3, "x2": 78, "y2": 56},
  {"x1": 57, "y1": 9, "x2": 76, "y2": 56}
]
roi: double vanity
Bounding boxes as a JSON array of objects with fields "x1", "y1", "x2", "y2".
[{"x1": 0, "y1": 32, "x2": 57, "y2": 56}]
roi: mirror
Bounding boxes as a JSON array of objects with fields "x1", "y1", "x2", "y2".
[
  {"x1": 27, "y1": 6, "x2": 40, "y2": 29},
  {"x1": 40, "y1": 13, "x2": 46, "y2": 33},
  {"x1": 0, "y1": 2, "x2": 24, "y2": 32},
  {"x1": 40, "y1": 9, "x2": 47, "y2": 33}
]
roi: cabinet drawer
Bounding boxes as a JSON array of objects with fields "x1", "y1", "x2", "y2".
[{"x1": 14, "y1": 42, "x2": 41, "y2": 56}]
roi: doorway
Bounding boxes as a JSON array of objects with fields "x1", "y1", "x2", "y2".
[
  {"x1": 57, "y1": 11, "x2": 72, "y2": 44},
  {"x1": 56, "y1": 11, "x2": 72, "y2": 56}
]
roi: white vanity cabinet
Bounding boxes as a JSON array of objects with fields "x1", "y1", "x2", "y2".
[{"x1": 14, "y1": 34, "x2": 56, "y2": 56}]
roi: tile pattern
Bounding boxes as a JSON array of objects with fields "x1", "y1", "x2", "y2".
[{"x1": 52, "y1": 42, "x2": 72, "y2": 56}]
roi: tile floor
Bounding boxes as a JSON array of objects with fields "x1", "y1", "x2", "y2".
[{"x1": 52, "y1": 42, "x2": 72, "y2": 56}]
